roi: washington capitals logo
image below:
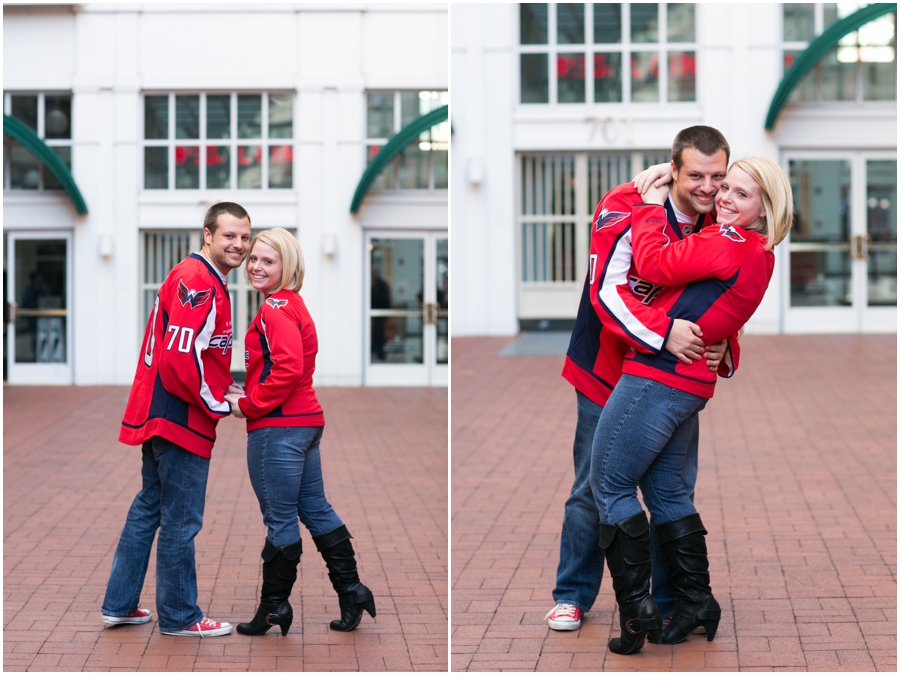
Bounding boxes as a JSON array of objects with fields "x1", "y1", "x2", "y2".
[
  {"x1": 177, "y1": 280, "x2": 211, "y2": 309},
  {"x1": 594, "y1": 208, "x2": 630, "y2": 231},
  {"x1": 266, "y1": 298, "x2": 289, "y2": 310},
  {"x1": 718, "y1": 224, "x2": 746, "y2": 243}
]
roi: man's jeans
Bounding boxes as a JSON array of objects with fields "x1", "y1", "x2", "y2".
[
  {"x1": 101, "y1": 437, "x2": 209, "y2": 632},
  {"x1": 247, "y1": 425, "x2": 343, "y2": 547},
  {"x1": 590, "y1": 374, "x2": 706, "y2": 612}
]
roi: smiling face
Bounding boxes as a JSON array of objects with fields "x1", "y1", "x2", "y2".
[
  {"x1": 715, "y1": 166, "x2": 765, "y2": 230},
  {"x1": 203, "y1": 213, "x2": 251, "y2": 275},
  {"x1": 670, "y1": 148, "x2": 728, "y2": 218},
  {"x1": 246, "y1": 240, "x2": 284, "y2": 296}
]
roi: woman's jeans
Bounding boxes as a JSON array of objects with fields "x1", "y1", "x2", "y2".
[
  {"x1": 247, "y1": 426, "x2": 343, "y2": 547},
  {"x1": 101, "y1": 437, "x2": 208, "y2": 632},
  {"x1": 591, "y1": 374, "x2": 708, "y2": 530},
  {"x1": 555, "y1": 389, "x2": 699, "y2": 614}
]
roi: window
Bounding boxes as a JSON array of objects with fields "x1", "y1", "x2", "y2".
[
  {"x1": 3, "y1": 92, "x2": 73, "y2": 191},
  {"x1": 143, "y1": 92, "x2": 294, "y2": 191},
  {"x1": 365, "y1": 90, "x2": 449, "y2": 191},
  {"x1": 519, "y1": 3, "x2": 696, "y2": 105},
  {"x1": 782, "y1": 3, "x2": 897, "y2": 103}
]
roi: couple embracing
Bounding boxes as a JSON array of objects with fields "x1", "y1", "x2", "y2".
[
  {"x1": 100, "y1": 203, "x2": 375, "y2": 637},
  {"x1": 548, "y1": 126, "x2": 794, "y2": 654}
]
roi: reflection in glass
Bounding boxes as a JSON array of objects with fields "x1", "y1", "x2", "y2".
[
  {"x1": 821, "y1": 48, "x2": 856, "y2": 101},
  {"x1": 631, "y1": 3, "x2": 658, "y2": 43},
  {"x1": 436, "y1": 317, "x2": 448, "y2": 365},
  {"x1": 269, "y1": 94, "x2": 293, "y2": 139},
  {"x1": 14, "y1": 239, "x2": 67, "y2": 364},
  {"x1": 667, "y1": 3, "x2": 694, "y2": 42},
  {"x1": 144, "y1": 147, "x2": 168, "y2": 189},
  {"x1": 434, "y1": 149, "x2": 448, "y2": 189},
  {"x1": 44, "y1": 96, "x2": 71, "y2": 139},
  {"x1": 175, "y1": 146, "x2": 200, "y2": 189},
  {"x1": 783, "y1": 3, "x2": 815, "y2": 41},
  {"x1": 789, "y1": 160, "x2": 851, "y2": 243},
  {"x1": 558, "y1": 53, "x2": 586, "y2": 103},
  {"x1": 867, "y1": 160, "x2": 898, "y2": 307},
  {"x1": 238, "y1": 95, "x2": 262, "y2": 138},
  {"x1": 557, "y1": 3, "x2": 584, "y2": 44},
  {"x1": 398, "y1": 144, "x2": 429, "y2": 189},
  {"x1": 594, "y1": 53, "x2": 622, "y2": 102},
  {"x1": 520, "y1": 3, "x2": 548, "y2": 44},
  {"x1": 369, "y1": 316, "x2": 423, "y2": 364},
  {"x1": 631, "y1": 52, "x2": 659, "y2": 102},
  {"x1": 207, "y1": 146, "x2": 230, "y2": 189},
  {"x1": 668, "y1": 51, "x2": 696, "y2": 102},
  {"x1": 44, "y1": 147, "x2": 71, "y2": 191},
  {"x1": 145, "y1": 96, "x2": 168, "y2": 139},
  {"x1": 207, "y1": 95, "x2": 231, "y2": 139},
  {"x1": 790, "y1": 250, "x2": 851, "y2": 307},
  {"x1": 269, "y1": 146, "x2": 293, "y2": 189},
  {"x1": 367, "y1": 93, "x2": 394, "y2": 138},
  {"x1": 785, "y1": 51, "x2": 816, "y2": 102},
  {"x1": 238, "y1": 146, "x2": 262, "y2": 188},
  {"x1": 9, "y1": 141, "x2": 40, "y2": 189},
  {"x1": 400, "y1": 92, "x2": 420, "y2": 127},
  {"x1": 370, "y1": 237, "x2": 425, "y2": 365},
  {"x1": 175, "y1": 95, "x2": 200, "y2": 139},
  {"x1": 436, "y1": 239, "x2": 448, "y2": 310},
  {"x1": 521, "y1": 54, "x2": 549, "y2": 103},
  {"x1": 593, "y1": 3, "x2": 621, "y2": 43}
]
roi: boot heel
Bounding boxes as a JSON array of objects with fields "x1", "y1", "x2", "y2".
[
  {"x1": 648, "y1": 626, "x2": 662, "y2": 644},
  {"x1": 701, "y1": 619, "x2": 718, "y2": 641},
  {"x1": 279, "y1": 616, "x2": 293, "y2": 637},
  {"x1": 363, "y1": 598, "x2": 376, "y2": 618}
]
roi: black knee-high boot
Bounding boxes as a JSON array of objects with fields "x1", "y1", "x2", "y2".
[
  {"x1": 313, "y1": 525, "x2": 376, "y2": 631},
  {"x1": 237, "y1": 539, "x2": 302, "y2": 636},
  {"x1": 599, "y1": 511, "x2": 663, "y2": 655},
  {"x1": 657, "y1": 514, "x2": 720, "y2": 644}
]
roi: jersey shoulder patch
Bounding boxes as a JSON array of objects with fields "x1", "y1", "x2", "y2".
[
  {"x1": 594, "y1": 207, "x2": 630, "y2": 231},
  {"x1": 177, "y1": 279, "x2": 212, "y2": 309},
  {"x1": 266, "y1": 297, "x2": 289, "y2": 310},
  {"x1": 718, "y1": 224, "x2": 746, "y2": 243}
]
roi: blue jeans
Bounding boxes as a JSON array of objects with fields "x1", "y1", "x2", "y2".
[
  {"x1": 247, "y1": 426, "x2": 343, "y2": 547},
  {"x1": 591, "y1": 373, "x2": 707, "y2": 524},
  {"x1": 101, "y1": 437, "x2": 209, "y2": 632}
]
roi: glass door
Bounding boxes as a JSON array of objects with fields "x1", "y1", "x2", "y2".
[
  {"x1": 365, "y1": 231, "x2": 448, "y2": 386},
  {"x1": 5, "y1": 232, "x2": 74, "y2": 384},
  {"x1": 784, "y1": 153, "x2": 897, "y2": 333}
]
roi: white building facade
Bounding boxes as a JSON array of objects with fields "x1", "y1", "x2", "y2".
[
  {"x1": 4, "y1": 3, "x2": 449, "y2": 386},
  {"x1": 451, "y1": 2, "x2": 897, "y2": 337}
]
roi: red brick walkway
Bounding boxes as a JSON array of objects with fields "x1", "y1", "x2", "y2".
[
  {"x1": 4, "y1": 386, "x2": 447, "y2": 672},
  {"x1": 451, "y1": 335, "x2": 896, "y2": 672}
]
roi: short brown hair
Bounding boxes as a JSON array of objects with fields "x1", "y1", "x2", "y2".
[
  {"x1": 671, "y1": 126, "x2": 730, "y2": 169},
  {"x1": 203, "y1": 202, "x2": 251, "y2": 235}
]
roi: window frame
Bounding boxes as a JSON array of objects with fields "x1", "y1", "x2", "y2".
[
  {"x1": 140, "y1": 91, "x2": 296, "y2": 192},
  {"x1": 517, "y1": 2, "x2": 698, "y2": 106},
  {"x1": 3, "y1": 91, "x2": 74, "y2": 192}
]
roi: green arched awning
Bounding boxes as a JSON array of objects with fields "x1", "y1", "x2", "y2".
[
  {"x1": 350, "y1": 104, "x2": 448, "y2": 214},
  {"x1": 3, "y1": 113, "x2": 88, "y2": 215},
  {"x1": 765, "y1": 3, "x2": 897, "y2": 130}
]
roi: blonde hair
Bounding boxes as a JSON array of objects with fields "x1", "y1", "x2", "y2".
[
  {"x1": 729, "y1": 157, "x2": 794, "y2": 251},
  {"x1": 247, "y1": 227, "x2": 305, "y2": 292}
]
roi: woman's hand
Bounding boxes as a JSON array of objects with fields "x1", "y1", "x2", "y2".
[
  {"x1": 228, "y1": 382, "x2": 245, "y2": 396},
  {"x1": 633, "y1": 162, "x2": 672, "y2": 193},
  {"x1": 224, "y1": 392, "x2": 246, "y2": 418},
  {"x1": 640, "y1": 182, "x2": 669, "y2": 205}
]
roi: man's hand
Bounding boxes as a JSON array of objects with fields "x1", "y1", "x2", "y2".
[
  {"x1": 665, "y1": 319, "x2": 704, "y2": 364},
  {"x1": 224, "y1": 392, "x2": 246, "y2": 419},
  {"x1": 704, "y1": 339, "x2": 728, "y2": 372},
  {"x1": 633, "y1": 162, "x2": 673, "y2": 193}
]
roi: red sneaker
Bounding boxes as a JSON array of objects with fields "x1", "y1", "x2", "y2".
[
  {"x1": 161, "y1": 617, "x2": 233, "y2": 637},
  {"x1": 102, "y1": 608, "x2": 152, "y2": 625},
  {"x1": 544, "y1": 603, "x2": 583, "y2": 630}
]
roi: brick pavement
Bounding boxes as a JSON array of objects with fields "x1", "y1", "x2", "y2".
[
  {"x1": 4, "y1": 385, "x2": 447, "y2": 672},
  {"x1": 451, "y1": 334, "x2": 896, "y2": 672}
]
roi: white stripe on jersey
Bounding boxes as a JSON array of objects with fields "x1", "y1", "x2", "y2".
[
  {"x1": 596, "y1": 227, "x2": 666, "y2": 352},
  {"x1": 194, "y1": 296, "x2": 231, "y2": 415}
]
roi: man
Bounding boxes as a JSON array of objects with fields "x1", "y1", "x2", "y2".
[
  {"x1": 100, "y1": 202, "x2": 251, "y2": 637},
  {"x1": 547, "y1": 126, "x2": 731, "y2": 631}
]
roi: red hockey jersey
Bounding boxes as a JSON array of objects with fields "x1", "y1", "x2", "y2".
[
  {"x1": 120, "y1": 253, "x2": 234, "y2": 458},
  {"x1": 239, "y1": 288, "x2": 325, "y2": 431},
  {"x1": 562, "y1": 183, "x2": 727, "y2": 407},
  {"x1": 615, "y1": 203, "x2": 774, "y2": 398}
]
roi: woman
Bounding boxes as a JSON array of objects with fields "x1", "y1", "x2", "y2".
[
  {"x1": 590, "y1": 158, "x2": 793, "y2": 653},
  {"x1": 225, "y1": 228, "x2": 375, "y2": 636}
]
